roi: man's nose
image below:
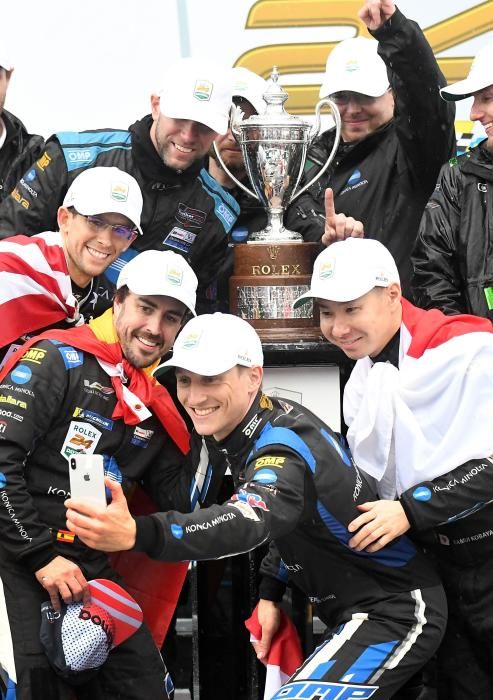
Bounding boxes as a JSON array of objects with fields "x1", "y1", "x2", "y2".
[
  {"x1": 181, "y1": 120, "x2": 199, "y2": 140},
  {"x1": 331, "y1": 316, "x2": 350, "y2": 338}
]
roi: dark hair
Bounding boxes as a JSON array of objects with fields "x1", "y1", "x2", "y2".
[{"x1": 114, "y1": 285, "x2": 130, "y2": 303}]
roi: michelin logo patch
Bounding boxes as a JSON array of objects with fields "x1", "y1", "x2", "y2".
[{"x1": 73, "y1": 407, "x2": 113, "y2": 431}]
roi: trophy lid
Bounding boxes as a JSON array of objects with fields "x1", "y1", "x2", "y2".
[{"x1": 236, "y1": 66, "x2": 312, "y2": 128}]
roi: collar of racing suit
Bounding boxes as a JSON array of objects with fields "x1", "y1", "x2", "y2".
[
  {"x1": 129, "y1": 115, "x2": 206, "y2": 185},
  {"x1": 208, "y1": 391, "x2": 273, "y2": 478}
]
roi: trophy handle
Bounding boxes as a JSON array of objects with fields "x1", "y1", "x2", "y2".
[
  {"x1": 289, "y1": 98, "x2": 342, "y2": 203},
  {"x1": 212, "y1": 141, "x2": 259, "y2": 200}
]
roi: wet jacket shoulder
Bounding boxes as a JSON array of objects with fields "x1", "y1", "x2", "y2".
[
  {"x1": 0, "y1": 109, "x2": 44, "y2": 202},
  {"x1": 412, "y1": 142, "x2": 493, "y2": 318},
  {"x1": 302, "y1": 8, "x2": 455, "y2": 294},
  {"x1": 0, "y1": 338, "x2": 185, "y2": 572}
]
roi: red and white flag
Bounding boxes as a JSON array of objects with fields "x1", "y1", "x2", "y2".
[
  {"x1": 345, "y1": 299, "x2": 493, "y2": 498},
  {"x1": 245, "y1": 604, "x2": 303, "y2": 699},
  {"x1": 0, "y1": 232, "x2": 78, "y2": 347}
]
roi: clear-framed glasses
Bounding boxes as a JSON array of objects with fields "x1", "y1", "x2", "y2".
[
  {"x1": 75, "y1": 210, "x2": 139, "y2": 241},
  {"x1": 330, "y1": 88, "x2": 391, "y2": 106}
]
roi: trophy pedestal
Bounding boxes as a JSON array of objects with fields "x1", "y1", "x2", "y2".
[{"x1": 229, "y1": 242, "x2": 323, "y2": 342}]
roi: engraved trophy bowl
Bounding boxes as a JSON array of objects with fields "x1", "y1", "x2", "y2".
[
  {"x1": 215, "y1": 65, "x2": 341, "y2": 242},
  {"x1": 215, "y1": 67, "x2": 341, "y2": 342}
]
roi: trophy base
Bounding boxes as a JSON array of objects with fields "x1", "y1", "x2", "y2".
[{"x1": 229, "y1": 241, "x2": 322, "y2": 342}]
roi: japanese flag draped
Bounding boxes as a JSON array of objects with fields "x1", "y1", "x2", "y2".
[{"x1": 0, "y1": 232, "x2": 78, "y2": 346}]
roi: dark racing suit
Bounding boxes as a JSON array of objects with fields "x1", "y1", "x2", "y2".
[
  {"x1": 296, "y1": 8, "x2": 456, "y2": 296},
  {"x1": 134, "y1": 393, "x2": 446, "y2": 699},
  {"x1": 412, "y1": 141, "x2": 493, "y2": 320},
  {"x1": 0, "y1": 116, "x2": 239, "y2": 313},
  {"x1": 0, "y1": 339, "x2": 185, "y2": 699}
]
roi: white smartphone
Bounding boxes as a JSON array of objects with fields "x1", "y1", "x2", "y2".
[{"x1": 69, "y1": 454, "x2": 107, "y2": 507}]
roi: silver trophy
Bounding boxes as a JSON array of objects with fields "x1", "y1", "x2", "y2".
[{"x1": 214, "y1": 66, "x2": 341, "y2": 243}]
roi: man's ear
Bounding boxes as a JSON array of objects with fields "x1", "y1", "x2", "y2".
[
  {"x1": 248, "y1": 366, "x2": 263, "y2": 392},
  {"x1": 150, "y1": 94, "x2": 161, "y2": 122},
  {"x1": 57, "y1": 206, "x2": 71, "y2": 231},
  {"x1": 387, "y1": 282, "x2": 401, "y2": 306}
]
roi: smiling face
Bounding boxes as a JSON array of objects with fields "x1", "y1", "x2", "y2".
[
  {"x1": 333, "y1": 90, "x2": 395, "y2": 142},
  {"x1": 113, "y1": 291, "x2": 186, "y2": 368},
  {"x1": 150, "y1": 96, "x2": 217, "y2": 171},
  {"x1": 58, "y1": 208, "x2": 136, "y2": 288},
  {"x1": 470, "y1": 84, "x2": 493, "y2": 150},
  {"x1": 318, "y1": 285, "x2": 402, "y2": 360},
  {"x1": 176, "y1": 365, "x2": 262, "y2": 441}
]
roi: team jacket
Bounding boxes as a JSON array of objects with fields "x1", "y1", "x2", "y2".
[
  {"x1": 412, "y1": 142, "x2": 493, "y2": 319},
  {"x1": 0, "y1": 109, "x2": 43, "y2": 201},
  {"x1": 134, "y1": 393, "x2": 440, "y2": 628},
  {"x1": 300, "y1": 8, "x2": 456, "y2": 296},
  {"x1": 0, "y1": 116, "x2": 239, "y2": 312},
  {"x1": 0, "y1": 339, "x2": 185, "y2": 573}
]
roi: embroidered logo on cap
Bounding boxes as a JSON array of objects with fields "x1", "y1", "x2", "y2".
[
  {"x1": 166, "y1": 265, "x2": 184, "y2": 286},
  {"x1": 194, "y1": 80, "x2": 213, "y2": 101},
  {"x1": 344, "y1": 58, "x2": 360, "y2": 72},
  {"x1": 319, "y1": 259, "x2": 335, "y2": 279},
  {"x1": 111, "y1": 182, "x2": 129, "y2": 202},
  {"x1": 182, "y1": 331, "x2": 202, "y2": 349}
]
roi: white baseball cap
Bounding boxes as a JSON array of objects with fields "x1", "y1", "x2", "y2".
[
  {"x1": 441, "y1": 42, "x2": 493, "y2": 101},
  {"x1": 231, "y1": 67, "x2": 268, "y2": 115},
  {"x1": 117, "y1": 250, "x2": 197, "y2": 315},
  {"x1": 62, "y1": 167, "x2": 144, "y2": 235},
  {"x1": 319, "y1": 37, "x2": 389, "y2": 98},
  {"x1": 158, "y1": 57, "x2": 232, "y2": 135},
  {"x1": 159, "y1": 313, "x2": 263, "y2": 375},
  {"x1": 293, "y1": 238, "x2": 400, "y2": 306}
]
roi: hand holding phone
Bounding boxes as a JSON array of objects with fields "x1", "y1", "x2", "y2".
[{"x1": 69, "y1": 454, "x2": 107, "y2": 507}]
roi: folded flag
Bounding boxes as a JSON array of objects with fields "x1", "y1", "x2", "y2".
[{"x1": 245, "y1": 604, "x2": 303, "y2": 700}]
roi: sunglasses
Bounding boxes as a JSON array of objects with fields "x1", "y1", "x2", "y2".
[
  {"x1": 330, "y1": 88, "x2": 391, "y2": 106},
  {"x1": 75, "y1": 211, "x2": 139, "y2": 241}
]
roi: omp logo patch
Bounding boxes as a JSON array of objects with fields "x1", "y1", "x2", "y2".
[
  {"x1": 21, "y1": 347, "x2": 46, "y2": 365},
  {"x1": 254, "y1": 456, "x2": 285, "y2": 469}
]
